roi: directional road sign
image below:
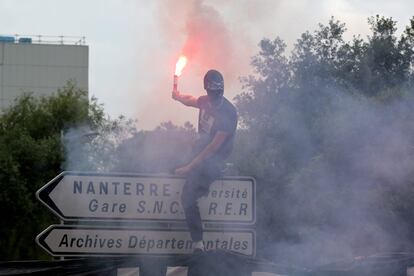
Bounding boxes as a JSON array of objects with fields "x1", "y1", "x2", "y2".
[
  {"x1": 36, "y1": 225, "x2": 256, "y2": 257},
  {"x1": 36, "y1": 171, "x2": 255, "y2": 224}
]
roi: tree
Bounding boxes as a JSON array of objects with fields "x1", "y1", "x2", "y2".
[
  {"x1": 0, "y1": 82, "x2": 133, "y2": 259},
  {"x1": 234, "y1": 16, "x2": 414, "y2": 265}
]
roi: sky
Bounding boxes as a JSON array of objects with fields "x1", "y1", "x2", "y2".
[{"x1": 1, "y1": 0, "x2": 413, "y2": 129}]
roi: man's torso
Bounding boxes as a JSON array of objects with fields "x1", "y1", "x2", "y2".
[{"x1": 195, "y1": 96, "x2": 238, "y2": 163}]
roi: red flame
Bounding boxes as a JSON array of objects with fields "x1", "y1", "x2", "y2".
[{"x1": 175, "y1": 55, "x2": 188, "y2": 76}]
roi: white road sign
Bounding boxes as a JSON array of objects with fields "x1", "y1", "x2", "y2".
[
  {"x1": 36, "y1": 172, "x2": 255, "y2": 224},
  {"x1": 36, "y1": 225, "x2": 256, "y2": 257}
]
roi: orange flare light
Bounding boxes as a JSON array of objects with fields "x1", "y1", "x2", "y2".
[{"x1": 175, "y1": 55, "x2": 188, "y2": 76}]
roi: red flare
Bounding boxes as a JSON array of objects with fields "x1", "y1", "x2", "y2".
[{"x1": 175, "y1": 55, "x2": 188, "y2": 76}]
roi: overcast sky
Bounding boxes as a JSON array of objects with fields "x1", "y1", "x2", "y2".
[{"x1": 1, "y1": 0, "x2": 413, "y2": 129}]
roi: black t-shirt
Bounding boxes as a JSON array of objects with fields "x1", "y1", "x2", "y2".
[{"x1": 194, "y1": 95, "x2": 238, "y2": 163}]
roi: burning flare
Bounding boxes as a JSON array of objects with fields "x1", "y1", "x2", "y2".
[
  {"x1": 175, "y1": 55, "x2": 188, "y2": 76},
  {"x1": 173, "y1": 55, "x2": 188, "y2": 93}
]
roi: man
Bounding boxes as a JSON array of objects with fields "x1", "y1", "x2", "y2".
[{"x1": 172, "y1": 69, "x2": 238, "y2": 253}]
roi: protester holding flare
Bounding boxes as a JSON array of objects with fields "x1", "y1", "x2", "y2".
[{"x1": 172, "y1": 67, "x2": 238, "y2": 253}]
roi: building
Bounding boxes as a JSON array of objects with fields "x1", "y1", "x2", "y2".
[{"x1": 0, "y1": 34, "x2": 88, "y2": 111}]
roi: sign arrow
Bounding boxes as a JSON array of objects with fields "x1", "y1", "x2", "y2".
[{"x1": 36, "y1": 171, "x2": 255, "y2": 224}]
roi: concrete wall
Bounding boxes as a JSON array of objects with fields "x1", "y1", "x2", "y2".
[{"x1": 0, "y1": 42, "x2": 88, "y2": 111}]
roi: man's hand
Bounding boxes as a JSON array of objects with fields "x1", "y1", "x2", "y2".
[
  {"x1": 172, "y1": 90, "x2": 180, "y2": 101},
  {"x1": 174, "y1": 163, "x2": 194, "y2": 176}
]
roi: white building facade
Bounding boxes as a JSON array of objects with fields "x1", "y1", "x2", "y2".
[{"x1": 0, "y1": 35, "x2": 88, "y2": 111}]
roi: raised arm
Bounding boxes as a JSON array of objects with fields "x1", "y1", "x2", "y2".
[{"x1": 172, "y1": 90, "x2": 198, "y2": 108}]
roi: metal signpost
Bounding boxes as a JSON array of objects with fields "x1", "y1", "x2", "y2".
[{"x1": 36, "y1": 171, "x2": 256, "y2": 257}]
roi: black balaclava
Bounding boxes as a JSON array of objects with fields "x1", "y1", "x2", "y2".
[{"x1": 204, "y1": 69, "x2": 224, "y2": 105}]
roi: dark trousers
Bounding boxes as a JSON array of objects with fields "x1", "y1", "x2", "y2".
[{"x1": 181, "y1": 163, "x2": 221, "y2": 242}]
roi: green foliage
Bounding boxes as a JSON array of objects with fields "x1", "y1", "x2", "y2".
[
  {"x1": 0, "y1": 82, "x2": 130, "y2": 260},
  {"x1": 234, "y1": 16, "x2": 414, "y2": 263}
]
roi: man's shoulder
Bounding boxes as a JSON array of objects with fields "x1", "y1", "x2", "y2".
[
  {"x1": 197, "y1": 95, "x2": 209, "y2": 107},
  {"x1": 222, "y1": 97, "x2": 237, "y2": 116}
]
